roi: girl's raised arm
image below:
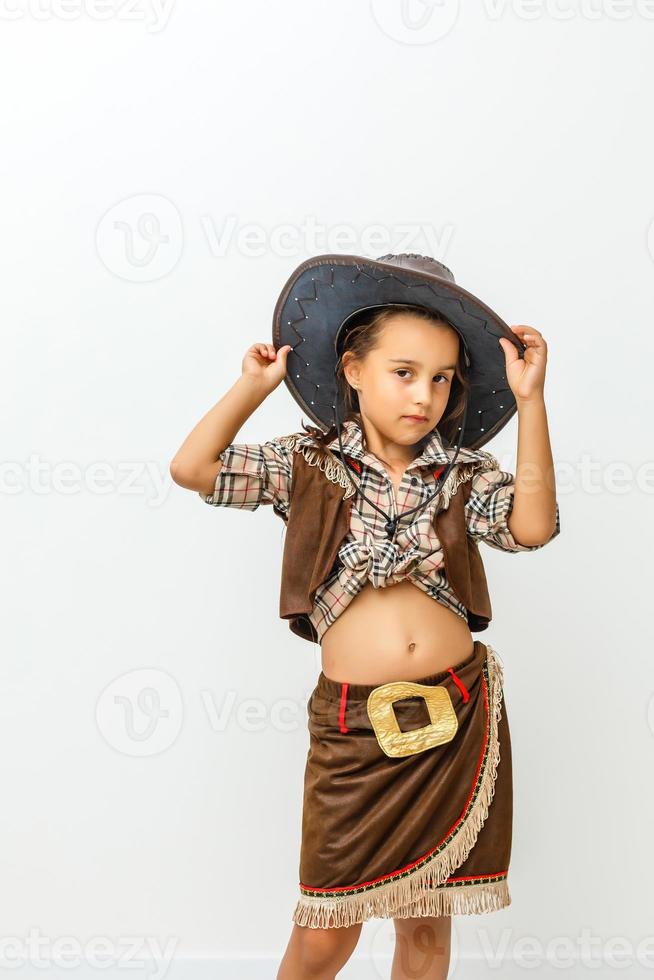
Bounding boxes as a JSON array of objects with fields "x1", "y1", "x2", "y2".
[{"x1": 169, "y1": 343, "x2": 291, "y2": 496}]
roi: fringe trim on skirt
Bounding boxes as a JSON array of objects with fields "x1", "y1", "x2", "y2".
[{"x1": 393, "y1": 877, "x2": 510, "y2": 920}]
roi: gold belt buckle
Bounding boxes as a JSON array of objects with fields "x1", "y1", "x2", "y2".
[{"x1": 367, "y1": 680, "x2": 458, "y2": 758}]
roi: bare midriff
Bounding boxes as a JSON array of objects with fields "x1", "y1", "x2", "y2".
[{"x1": 319, "y1": 578, "x2": 475, "y2": 685}]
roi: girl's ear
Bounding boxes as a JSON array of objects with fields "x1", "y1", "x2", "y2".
[{"x1": 342, "y1": 352, "x2": 360, "y2": 390}]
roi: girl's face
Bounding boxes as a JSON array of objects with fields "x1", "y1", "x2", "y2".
[{"x1": 343, "y1": 312, "x2": 460, "y2": 448}]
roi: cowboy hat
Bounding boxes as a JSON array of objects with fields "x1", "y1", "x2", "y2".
[{"x1": 272, "y1": 252, "x2": 525, "y2": 450}]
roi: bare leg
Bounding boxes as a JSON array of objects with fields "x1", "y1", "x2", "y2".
[
  {"x1": 276, "y1": 921, "x2": 363, "y2": 979},
  {"x1": 391, "y1": 915, "x2": 452, "y2": 980}
]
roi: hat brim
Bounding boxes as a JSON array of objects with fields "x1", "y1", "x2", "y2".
[{"x1": 272, "y1": 253, "x2": 523, "y2": 449}]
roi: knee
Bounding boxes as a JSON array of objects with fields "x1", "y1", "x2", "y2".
[{"x1": 297, "y1": 923, "x2": 361, "y2": 976}]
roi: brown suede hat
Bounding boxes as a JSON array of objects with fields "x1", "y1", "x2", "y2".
[{"x1": 272, "y1": 252, "x2": 525, "y2": 451}]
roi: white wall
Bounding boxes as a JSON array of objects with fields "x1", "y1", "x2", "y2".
[{"x1": 1, "y1": 1, "x2": 653, "y2": 976}]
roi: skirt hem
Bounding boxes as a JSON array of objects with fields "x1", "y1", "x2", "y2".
[{"x1": 292, "y1": 879, "x2": 511, "y2": 927}]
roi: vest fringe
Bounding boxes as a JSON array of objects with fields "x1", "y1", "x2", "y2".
[
  {"x1": 276, "y1": 435, "x2": 500, "y2": 507},
  {"x1": 437, "y1": 452, "x2": 500, "y2": 510},
  {"x1": 276, "y1": 434, "x2": 358, "y2": 498},
  {"x1": 291, "y1": 646, "x2": 507, "y2": 928}
]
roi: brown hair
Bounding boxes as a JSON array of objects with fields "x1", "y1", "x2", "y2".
[{"x1": 300, "y1": 304, "x2": 469, "y2": 454}]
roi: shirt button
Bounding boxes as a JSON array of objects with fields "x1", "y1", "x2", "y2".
[{"x1": 411, "y1": 477, "x2": 418, "y2": 485}]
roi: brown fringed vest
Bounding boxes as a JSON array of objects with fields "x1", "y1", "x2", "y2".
[{"x1": 275, "y1": 450, "x2": 492, "y2": 644}]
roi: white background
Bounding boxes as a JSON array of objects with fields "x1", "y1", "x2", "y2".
[{"x1": 2, "y1": 1, "x2": 653, "y2": 977}]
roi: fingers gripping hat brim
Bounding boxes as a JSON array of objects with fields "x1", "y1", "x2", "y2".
[{"x1": 272, "y1": 254, "x2": 524, "y2": 450}]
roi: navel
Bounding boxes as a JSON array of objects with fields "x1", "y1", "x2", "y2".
[{"x1": 408, "y1": 641, "x2": 416, "y2": 653}]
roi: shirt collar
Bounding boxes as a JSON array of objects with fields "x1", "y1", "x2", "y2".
[{"x1": 326, "y1": 416, "x2": 489, "y2": 469}]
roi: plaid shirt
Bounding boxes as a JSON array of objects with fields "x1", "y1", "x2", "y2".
[{"x1": 200, "y1": 417, "x2": 560, "y2": 643}]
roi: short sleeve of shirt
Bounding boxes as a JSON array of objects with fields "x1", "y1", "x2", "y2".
[
  {"x1": 465, "y1": 461, "x2": 561, "y2": 553},
  {"x1": 198, "y1": 436, "x2": 293, "y2": 515}
]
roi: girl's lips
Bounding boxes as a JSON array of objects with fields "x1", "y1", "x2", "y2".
[{"x1": 404, "y1": 415, "x2": 427, "y2": 421}]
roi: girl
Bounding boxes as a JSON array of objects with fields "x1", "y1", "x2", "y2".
[{"x1": 171, "y1": 254, "x2": 560, "y2": 980}]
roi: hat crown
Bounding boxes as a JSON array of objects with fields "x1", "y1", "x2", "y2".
[{"x1": 375, "y1": 252, "x2": 456, "y2": 284}]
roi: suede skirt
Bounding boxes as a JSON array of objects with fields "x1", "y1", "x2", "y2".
[{"x1": 293, "y1": 640, "x2": 513, "y2": 929}]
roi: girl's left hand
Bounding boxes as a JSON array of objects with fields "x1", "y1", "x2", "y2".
[{"x1": 498, "y1": 325, "x2": 548, "y2": 403}]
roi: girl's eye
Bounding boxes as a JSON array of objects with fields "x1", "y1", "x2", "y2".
[{"x1": 394, "y1": 369, "x2": 450, "y2": 383}]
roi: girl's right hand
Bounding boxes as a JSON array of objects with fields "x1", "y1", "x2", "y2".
[{"x1": 242, "y1": 343, "x2": 292, "y2": 390}]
